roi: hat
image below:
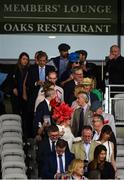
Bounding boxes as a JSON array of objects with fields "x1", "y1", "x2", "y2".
[
  {"x1": 52, "y1": 102, "x2": 73, "y2": 124},
  {"x1": 68, "y1": 52, "x2": 79, "y2": 63},
  {"x1": 58, "y1": 43, "x2": 70, "y2": 51},
  {"x1": 83, "y1": 77, "x2": 93, "y2": 85},
  {"x1": 90, "y1": 100, "x2": 102, "y2": 112},
  {"x1": 75, "y1": 50, "x2": 88, "y2": 58}
]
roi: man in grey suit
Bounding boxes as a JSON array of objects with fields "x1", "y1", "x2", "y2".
[{"x1": 71, "y1": 91, "x2": 93, "y2": 137}]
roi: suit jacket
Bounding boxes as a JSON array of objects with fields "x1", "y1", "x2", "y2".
[
  {"x1": 90, "y1": 92, "x2": 99, "y2": 104},
  {"x1": 34, "y1": 99, "x2": 51, "y2": 134},
  {"x1": 71, "y1": 105, "x2": 93, "y2": 137},
  {"x1": 51, "y1": 56, "x2": 60, "y2": 75},
  {"x1": 71, "y1": 140, "x2": 98, "y2": 162},
  {"x1": 37, "y1": 137, "x2": 53, "y2": 177},
  {"x1": 63, "y1": 80, "x2": 76, "y2": 106},
  {"x1": 83, "y1": 62, "x2": 97, "y2": 78},
  {"x1": 37, "y1": 137, "x2": 70, "y2": 177},
  {"x1": 51, "y1": 56, "x2": 69, "y2": 84},
  {"x1": 43, "y1": 151, "x2": 75, "y2": 179},
  {"x1": 105, "y1": 55, "x2": 124, "y2": 85},
  {"x1": 88, "y1": 161, "x2": 115, "y2": 179},
  {"x1": 26, "y1": 64, "x2": 55, "y2": 110}
]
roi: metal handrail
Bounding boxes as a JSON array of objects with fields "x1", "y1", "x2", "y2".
[{"x1": 105, "y1": 84, "x2": 124, "y2": 114}]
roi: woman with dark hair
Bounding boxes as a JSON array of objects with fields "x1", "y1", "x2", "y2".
[
  {"x1": 97, "y1": 125, "x2": 117, "y2": 171},
  {"x1": 10, "y1": 52, "x2": 30, "y2": 113},
  {"x1": 88, "y1": 144, "x2": 115, "y2": 179},
  {"x1": 10, "y1": 52, "x2": 30, "y2": 138}
]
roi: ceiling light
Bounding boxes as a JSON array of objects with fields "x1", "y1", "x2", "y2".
[{"x1": 48, "y1": 36, "x2": 56, "y2": 39}]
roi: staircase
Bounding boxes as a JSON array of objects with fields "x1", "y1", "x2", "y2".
[{"x1": 116, "y1": 127, "x2": 124, "y2": 179}]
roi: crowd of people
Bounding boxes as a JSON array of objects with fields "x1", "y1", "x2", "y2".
[{"x1": 0, "y1": 43, "x2": 124, "y2": 179}]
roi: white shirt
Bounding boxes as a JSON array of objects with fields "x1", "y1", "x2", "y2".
[
  {"x1": 84, "y1": 142, "x2": 91, "y2": 161},
  {"x1": 56, "y1": 153, "x2": 65, "y2": 173},
  {"x1": 57, "y1": 125, "x2": 81, "y2": 150}
]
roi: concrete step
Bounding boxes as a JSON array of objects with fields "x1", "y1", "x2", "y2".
[
  {"x1": 117, "y1": 138, "x2": 124, "y2": 145},
  {"x1": 116, "y1": 162, "x2": 124, "y2": 169},
  {"x1": 117, "y1": 144, "x2": 124, "y2": 150},
  {"x1": 117, "y1": 149, "x2": 124, "y2": 157},
  {"x1": 117, "y1": 157, "x2": 124, "y2": 162},
  {"x1": 117, "y1": 169, "x2": 124, "y2": 179}
]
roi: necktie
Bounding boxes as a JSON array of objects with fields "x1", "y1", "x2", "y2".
[
  {"x1": 58, "y1": 155, "x2": 64, "y2": 173},
  {"x1": 78, "y1": 108, "x2": 84, "y2": 136},
  {"x1": 39, "y1": 67, "x2": 45, "y2": 81},
  {"x1": 52, "y1": 141, "x2": 55, "y2": 152}
]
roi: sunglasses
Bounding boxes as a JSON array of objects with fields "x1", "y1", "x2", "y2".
[{"x1": 74, "y1": 61, "x2": 80, "y2": 64}]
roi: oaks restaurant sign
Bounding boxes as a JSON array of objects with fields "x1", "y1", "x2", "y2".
[{"x1": 0, "y1": 0, "x2": 118, "y2": 34}]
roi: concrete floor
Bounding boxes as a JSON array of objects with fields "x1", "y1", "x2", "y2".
[{"x1": 116, "y1": 126, "x2": 124, "y2": 138}]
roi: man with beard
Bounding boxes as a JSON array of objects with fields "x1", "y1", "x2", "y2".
[{"x1": 50, "y1": 43, "x2": 70, "y2": 83}]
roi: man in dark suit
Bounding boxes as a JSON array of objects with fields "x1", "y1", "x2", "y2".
[
  {"x1": 50, "y1": 43, "x2": 70, "y2": 81},
  {"x1": 63, "y1": 66, "x2": 83, "y2": 106},
  {"x1": 42, "y1": 139, "x2": 75, "y2": 179},
  {"x1": 75, "y1": 50, "x2": 97, "y2": 78},
  {"x1": 26, "y1": 51, "x2": 55, "y2": 111},
  {"x1": 34, "y1": 88, "x2": 56, "y2": 137},
  {"x1": 25, "y1": 51, "x2": 55, "y2": 137},
  {"x1": 76, "y1": 49, "x2": 103, "y2": 90},
  {"x1": 37, "y1": 125, "x2": 60, "y2": 178},
  {"x1": 105, "y1": 45, "x2": 124, "y2": 94}
]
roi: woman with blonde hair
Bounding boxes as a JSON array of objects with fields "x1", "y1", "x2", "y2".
[{"x1": 66, "y1": 159, "x2": 87, "y2": 179}]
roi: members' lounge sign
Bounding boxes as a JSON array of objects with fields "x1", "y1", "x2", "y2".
[{"x1": 0, "y1": 0, "x2": 118, "y2": 34}]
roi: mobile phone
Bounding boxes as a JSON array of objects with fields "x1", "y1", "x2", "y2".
[{"x1": 43, "y1": 115, "x2": 51, "y2": 125}]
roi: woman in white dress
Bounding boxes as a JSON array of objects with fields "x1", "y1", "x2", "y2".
[
  {"x1": 52, "y1": 102, "x2": 81, "y2": 150},
  {"x1": 96, "y1": 125, "x2": 117, "y2": 171}
]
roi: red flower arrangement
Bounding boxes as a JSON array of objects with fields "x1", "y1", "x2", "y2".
[
  {"x1": 52, "y1": 102, "x2": 73, "y2": 124},
  {"x1": 103, "y1": 119, "x2": 109, "y2": 124},
  {"x1": 50, "y1": 98, "x2": 60, "y2": 108}
]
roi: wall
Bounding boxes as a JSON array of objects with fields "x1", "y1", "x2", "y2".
[{"x1": 0, "y1": 34, "x2": 118, "y2": 60}]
